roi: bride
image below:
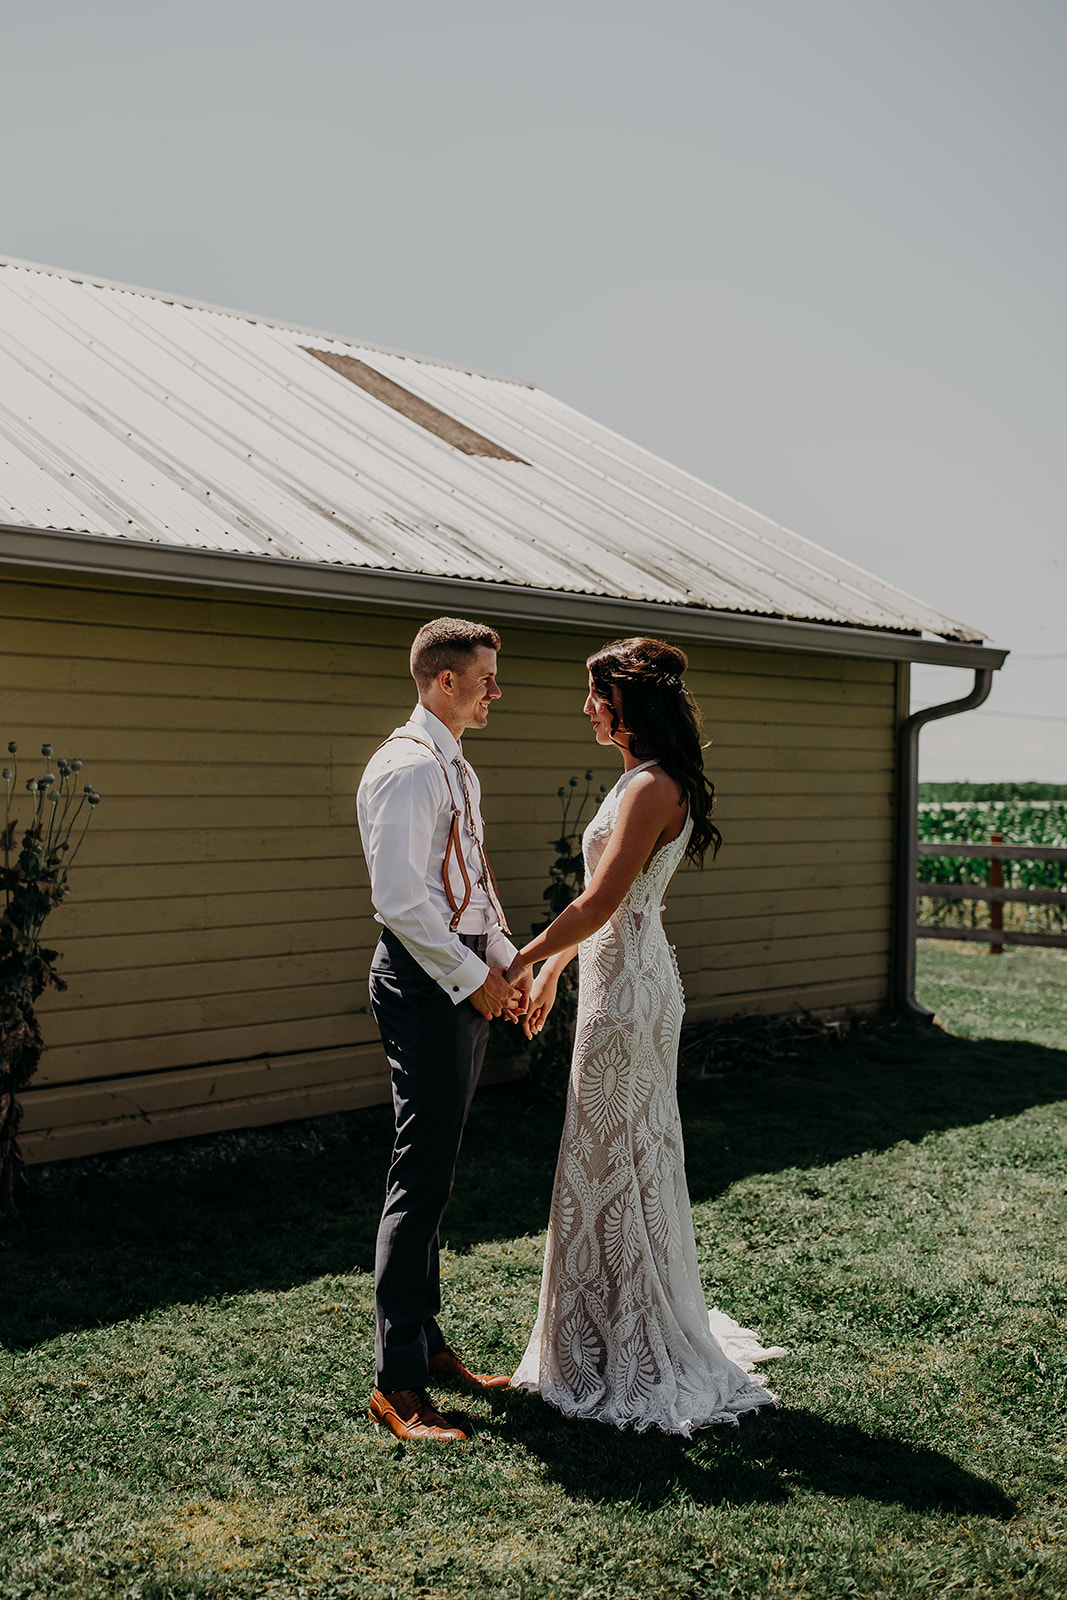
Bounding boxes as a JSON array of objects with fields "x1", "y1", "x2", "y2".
[{"x1": 506, "y1": 636, "x2": 786, "y2": 1435}]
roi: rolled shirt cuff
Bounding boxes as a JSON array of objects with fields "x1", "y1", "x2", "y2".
[{"x1": 438, "y1": 946, "x2": 491, "y2": 1005}]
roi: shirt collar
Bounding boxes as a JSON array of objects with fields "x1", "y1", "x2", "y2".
[{"x1": 408, "y1": 703, "x2": 461, "y2": 764}]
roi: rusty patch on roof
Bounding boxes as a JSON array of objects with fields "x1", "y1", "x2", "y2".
[{"x1": 303, "y1": 349, "x2": 528, "y2": 463}]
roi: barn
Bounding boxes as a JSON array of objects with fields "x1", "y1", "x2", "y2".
[{"x1": 0, "y1": 255, "x2": 1005, "y2": 1164}]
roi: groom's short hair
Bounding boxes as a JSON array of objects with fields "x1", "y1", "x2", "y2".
[{"x1": 410, "y1": 616, "x2": 502, "y2": 689}]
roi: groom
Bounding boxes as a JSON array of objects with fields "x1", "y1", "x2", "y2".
[{"x1": 356, "y1": 616, "x2": 526, "y2": 1442}]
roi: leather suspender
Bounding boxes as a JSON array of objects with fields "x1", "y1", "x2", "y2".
[{"x1": 376, "y1": 733, "x2": 473, "y2": 931}]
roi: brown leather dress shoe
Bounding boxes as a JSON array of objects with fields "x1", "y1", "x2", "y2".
[
  {"x1": 428, "y1": 1348, "x2": 512, "y2": 1392},
  {"x1": 369, "y1": 1387, "x2": 467, "y2": 1442}
]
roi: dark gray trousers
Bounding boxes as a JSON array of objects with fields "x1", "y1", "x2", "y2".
[{"x1": 369, "y1": 928, "x2": 490, "y2": 1392}]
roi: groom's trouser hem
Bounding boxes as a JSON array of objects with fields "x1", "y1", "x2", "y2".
[{"x1": 370, "y1": 928, "x2": 489, "y2": 1394}]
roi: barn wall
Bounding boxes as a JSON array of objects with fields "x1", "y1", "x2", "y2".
[
  {"x1": 673, "y1": 640, "x2": 899, "y2": 1018},
  {"x1": 1, "y1": 572, "x2": 899, "y2": 1163}
]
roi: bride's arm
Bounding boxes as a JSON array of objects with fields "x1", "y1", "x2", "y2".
[
  {"x1": 506, "y1": 771, "x2": 680, "y2": 982},
  {"x1": 521, "y1": 946, "x2": 578, "y2": 1039},
  {"x1": 534, "y1": 948, "x2": 579, "y2": 983}
]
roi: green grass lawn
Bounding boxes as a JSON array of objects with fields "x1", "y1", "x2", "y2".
[
  {"x1": 916, "y1": 942, "x2": 1067, "y2": 1051},
  {"x1": 2, "y1": 959, "x2": 1066, "y2": 1599}
]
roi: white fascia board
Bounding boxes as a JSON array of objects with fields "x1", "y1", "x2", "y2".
[{"x1": 0, "y1": 525, "x2": 1008, "y2": 672}]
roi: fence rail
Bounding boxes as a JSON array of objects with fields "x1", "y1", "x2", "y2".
[
  {"x1": 917, "y1": 841, "x2": 1067, "y2": 863},
  {"x1": 916, "y1": 881, "x2": 1067, "y2": 907},
  {"x1": 918, "y1": 925, "x2": 1067, "y2": 950},
  {"x1": 916, "y1": 837, "x2": 1067, "y2": 953}
]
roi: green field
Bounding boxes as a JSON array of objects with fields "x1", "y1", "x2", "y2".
[
  {"x1": 918, "y1": 784, "x2": 1067, "y2": 804},
  {"x1": 916, "y1": 798, "x2": 1067, "y2": 943},
  {"x1": 2, "y1": 956, "x2": 1065, "y2": 1598}
]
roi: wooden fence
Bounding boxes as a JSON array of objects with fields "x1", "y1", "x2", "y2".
[{"x1": 917, "y1": 836, "x2": 1067, "y2": 953}]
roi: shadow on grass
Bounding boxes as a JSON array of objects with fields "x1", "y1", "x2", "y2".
[
  {"x1": 2, "y1": 1020, "x2": 1065, "y2": 1347},
  {"x1": 678, "y1": 1022, "x2": 1067, "y2": 1212},
  {"x1": 488, "y1": 1392, "x2": 1016, "y2": 1517}
]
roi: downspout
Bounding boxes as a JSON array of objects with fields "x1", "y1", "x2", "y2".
[{"x1": 893, "y1": 667, "x2": 996, "y2": 1021}]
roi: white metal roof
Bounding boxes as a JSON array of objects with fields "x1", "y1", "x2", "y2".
[{"x1": 0, "y1": 255, "x2": 982, "y2": 642}]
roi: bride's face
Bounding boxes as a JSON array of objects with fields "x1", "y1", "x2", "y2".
[{"x1": 584, "y1": 673, "x2": 627, "y2": 747}]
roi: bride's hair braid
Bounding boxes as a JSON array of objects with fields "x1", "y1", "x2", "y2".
[{"x1": 586, "y1": 637, "x2": 722, "y2": 867}]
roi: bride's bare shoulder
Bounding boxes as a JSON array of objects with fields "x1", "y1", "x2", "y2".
[{"x1": 622, "y1": 765, "x2": 683, "y2": 811}]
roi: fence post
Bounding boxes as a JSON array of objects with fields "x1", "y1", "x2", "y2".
[{"x1": 989, "y1": 832, "x2": 1003, "y2": 956}]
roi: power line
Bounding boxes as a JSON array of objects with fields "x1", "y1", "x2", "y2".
[
  {"x1": 912, "y1": 705, "x2": 1067, "y2": 724},
  {"x1": 972, "y1": 710, "x2": 1067, "y2": 725}
]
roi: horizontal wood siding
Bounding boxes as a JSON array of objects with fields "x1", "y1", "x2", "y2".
[{"x1": 2, "y1": 571, "x2": 898, "y2": 1162}]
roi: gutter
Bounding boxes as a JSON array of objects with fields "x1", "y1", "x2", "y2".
[
  {"x1": 0, "y1": 525, "x2": 1008, "y2": 672},
  {"x1": 893, "y1": 668, "x2": 997, "y2": 1022}
]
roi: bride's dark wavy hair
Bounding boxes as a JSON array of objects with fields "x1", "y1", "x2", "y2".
[{"x1": 586, "y1": 636, "x2": 722, "y2": 867}]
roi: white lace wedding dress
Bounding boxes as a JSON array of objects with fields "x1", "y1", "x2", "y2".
[{"x1": 512, "y1": 761, "x2": 786, "y2": 1435}]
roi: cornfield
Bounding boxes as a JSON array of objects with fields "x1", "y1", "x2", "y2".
[{"x1": 917, "y1": 800, "x2": 1067, "y2": 937}]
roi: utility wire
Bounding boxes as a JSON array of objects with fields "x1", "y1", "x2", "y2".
[
  {"x1": 971, "y1": 710, "x2": 1067, "y2": 724},
  {"x1": 912, "y1": 705, "x2": 1067, "y2": 724}
]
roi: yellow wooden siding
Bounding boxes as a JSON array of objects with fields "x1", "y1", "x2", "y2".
[
  {"x1": 16, "y1": 1043, "x2": 524, "y2": 1164},
  {"x1": 2, "y1": 571, "x2": 899, "y2": 1162}
]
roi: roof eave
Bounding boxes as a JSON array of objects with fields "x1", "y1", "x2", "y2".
[{"x1": 0, "y1": 526, "x2": 1007, "y2": 671}]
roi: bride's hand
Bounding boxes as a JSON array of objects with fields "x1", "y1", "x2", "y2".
[
  {"x1": 504, "y1": 953, "x2": 530, "y2": 986},
  {"x1": 522, "y1": 970, "x2": 559, "y2": 1040}
]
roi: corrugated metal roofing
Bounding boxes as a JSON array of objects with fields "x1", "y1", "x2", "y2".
[{"x1": 0, "y1": 256, "x2": 982, "y2": 642}]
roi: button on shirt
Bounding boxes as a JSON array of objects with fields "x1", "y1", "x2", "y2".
[{"x1": 356, "y1": 704, "x2": 517, "y2": 1003}]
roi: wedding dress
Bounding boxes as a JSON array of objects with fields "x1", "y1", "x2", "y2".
[{"x1": 512, "y1": 761, "x2": 786, "y2": 1435}]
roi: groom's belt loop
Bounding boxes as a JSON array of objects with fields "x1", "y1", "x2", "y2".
[{"x1": 376, "y1": 733, "x2": 472, "y2": 932}]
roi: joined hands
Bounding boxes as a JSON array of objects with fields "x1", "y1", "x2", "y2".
[
  {"x1": 470, "y1": 965, "x2": 529, "y2": 1021},
  {"x1": 472, "y1": 955, "x2": 561, "y2": 1039},
  {"x1": 504, "y1": 954, "x2": 558, "y2": 1041}
]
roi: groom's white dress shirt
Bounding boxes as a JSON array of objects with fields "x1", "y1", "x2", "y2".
[{"x1": 356, "y1": 703, "x2": 517, "y2": 1004}]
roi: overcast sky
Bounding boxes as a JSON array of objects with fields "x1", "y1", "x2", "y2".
[{"x1": 5, "y1": 0, "x2": 1064, "y2": 780}]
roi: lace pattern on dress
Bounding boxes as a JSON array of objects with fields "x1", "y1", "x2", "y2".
[{"x1": 512, "y1": 761, "x2": 786, "y2": 1435}]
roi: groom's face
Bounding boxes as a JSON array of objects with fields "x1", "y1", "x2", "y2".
[{"x1": 451, "y1": 646, "x2": 501, "y2": 731}]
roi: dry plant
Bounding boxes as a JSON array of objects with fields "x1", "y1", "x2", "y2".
[{"x1": 1, "y1": 741, "x2": 100, "y2": 1216}]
